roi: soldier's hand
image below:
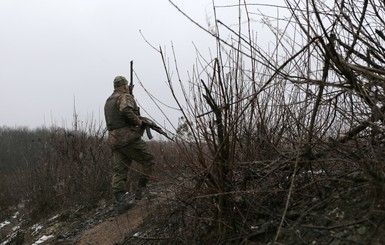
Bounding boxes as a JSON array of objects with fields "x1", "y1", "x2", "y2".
[{"x1": 138, "y1": 119, "x2": 144, "y2": 128}]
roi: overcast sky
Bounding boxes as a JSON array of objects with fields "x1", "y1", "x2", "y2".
[{"x1": 0, "y1": 0, "x2": 285, "y2": 132}]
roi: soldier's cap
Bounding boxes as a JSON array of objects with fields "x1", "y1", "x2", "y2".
[{"x1": 113, "y1": 76, "x2": 128, "y2": 87}]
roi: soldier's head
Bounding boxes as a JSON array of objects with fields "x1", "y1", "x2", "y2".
[{"x1": 113, "y1": 76, "x2": 129, "y2": 91}]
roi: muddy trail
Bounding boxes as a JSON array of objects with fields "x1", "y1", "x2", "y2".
[
  {"x1": 0, "y1": 182, "x2": 175, "y2": 245},
  {"x1": 75, "y1": 198, "x2": 159, "y2": 245},
  {"x1": 2, "y1": 169, "x2": 385, "y2": 244}
]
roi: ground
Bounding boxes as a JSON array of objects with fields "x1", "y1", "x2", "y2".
[
  {"x1": 0, "y1": 182, "x2": 173, "y2": 245},
  {"x1": 1, "y1": 171, "x2": 385, "y2": 244},
  {"x1": 75, "y1": 198, "x2": 158, "y2": 245}
]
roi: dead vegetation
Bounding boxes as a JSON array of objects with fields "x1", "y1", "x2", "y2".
[
  {"x1": 124, "y1": 0, "x2": 385, "y2": 244},
  {"x1": 2, "y1": 0, "x2": 385, "y2": 244}
]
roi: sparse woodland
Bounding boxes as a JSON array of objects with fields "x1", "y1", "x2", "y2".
[{"x1": 2, "y1": 1, "x2": 385, "y2": 244}]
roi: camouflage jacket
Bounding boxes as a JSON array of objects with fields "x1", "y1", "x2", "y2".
[{"x1": 104, "y1": 90, "x2": 143, "y2": 149}]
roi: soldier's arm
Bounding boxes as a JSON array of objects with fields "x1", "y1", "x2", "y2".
[{"x1": 117, "y1": 94, "x2": 142, "y2": 126}]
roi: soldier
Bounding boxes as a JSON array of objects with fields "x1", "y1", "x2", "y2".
[{"x1": 104, "y1": 76, "x2": 155, "y2": 214}]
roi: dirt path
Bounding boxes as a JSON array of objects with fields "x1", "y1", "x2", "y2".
[
  {"x1": 75, "y1": 190, "x2": 171, "y2": 245},
  {"x1": 1, "y1": 179, "x2": 176, "y2": 245},
  {"x1": 77, "y1": 209, "x2": 139, "y2": 244}
]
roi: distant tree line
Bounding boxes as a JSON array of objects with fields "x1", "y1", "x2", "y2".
[{"x1": 0, "y1": 126, "x2": 50, "y2": 173}]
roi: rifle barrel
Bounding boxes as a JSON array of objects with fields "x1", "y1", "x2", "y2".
[{"x1": 130, "y1": 60, "x2": 133, "y2": 86}]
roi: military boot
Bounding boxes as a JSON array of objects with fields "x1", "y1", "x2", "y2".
[
  {"x1": 135, "y1": 177, "x2": 148, "y2": 200},
  {"x1": 114, "y1": 192, "x2": 134, "y2": 214}
]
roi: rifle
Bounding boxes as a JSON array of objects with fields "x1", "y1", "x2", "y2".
[
  {"x1": 129, "y1": 60, "x2": 134, "y2": 95},
  {"x1": 129, "y1": 60, "x2": 141, "y2": 115},
  {"x1": 140, "y1": 116, "x2": 174, "y2": 141},
  {"x1": 129, "y1": 61, "x2": 172, "y2": 141}
]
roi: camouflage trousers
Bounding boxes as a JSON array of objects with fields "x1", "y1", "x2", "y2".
[{"x1": 111, "y1": 138, "x2": 155, "y2": 194}]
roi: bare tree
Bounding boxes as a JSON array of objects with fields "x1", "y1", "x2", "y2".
[{"x1": 144, "y1": 0, "x2": 385, "y2": 243}]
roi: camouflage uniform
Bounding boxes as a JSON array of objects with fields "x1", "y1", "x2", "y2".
[{"x1": 104, "y1": 76, "x2": 155, "y2": 198}]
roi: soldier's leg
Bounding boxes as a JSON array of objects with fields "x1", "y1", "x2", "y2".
[
  {"x1": 123, "y1": 139, "x2": 155, "y2": 199},
  {"x1": 111, "y1": 149, "x2": 134, "y2": 213},
  {"x1": 111, "y1": 149, "x2": 132, "y2": 194},
  {"x1": 111, "y1": 150, "x2": 128, "y2": 194}
]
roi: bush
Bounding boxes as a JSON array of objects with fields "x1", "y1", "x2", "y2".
[{"x1": 0, "y1": 124, "x2": 112, "y2": 220}]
